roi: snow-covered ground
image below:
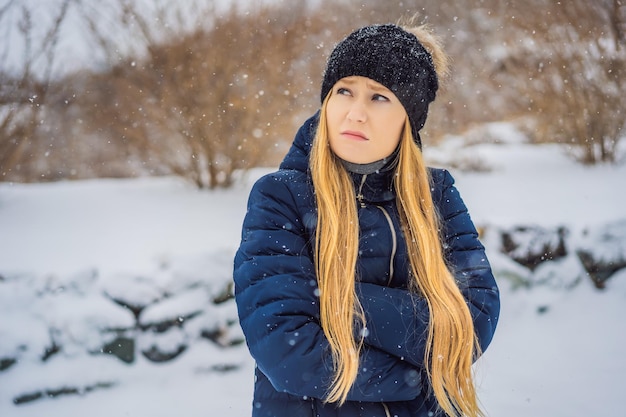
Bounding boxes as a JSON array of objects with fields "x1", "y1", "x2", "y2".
[{"x1": 1, "y1": 126, "x2": 625, "y2": 417}]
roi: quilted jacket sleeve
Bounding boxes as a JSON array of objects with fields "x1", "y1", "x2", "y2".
[
  {"x1": 356, "y1": 169, "x2": 500, "y2": 366},
  {"x1": 234, "y1": 171, "x2": 422, "y2": 402}
]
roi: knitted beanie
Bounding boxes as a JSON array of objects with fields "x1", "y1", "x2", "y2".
[{"x1": 320, "y1": 24, "x2": 439, "y2": 148}]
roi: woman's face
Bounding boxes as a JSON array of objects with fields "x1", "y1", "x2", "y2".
[{"x1": 325, "y1": 76, "x2": 407, "y2": 164}]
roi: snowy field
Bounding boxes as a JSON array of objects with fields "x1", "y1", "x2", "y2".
[{"x1": 1, "y1": 126, "x2": 625, "y2": 417}]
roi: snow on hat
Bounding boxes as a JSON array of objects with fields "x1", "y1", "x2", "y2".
[{"x1": 320, "y1": 24, "x2": 438, "y2": 148}]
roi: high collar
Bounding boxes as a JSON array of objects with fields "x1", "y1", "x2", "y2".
[{"x1": 340, "y1": 146, "x2": 400, "y2": 176}]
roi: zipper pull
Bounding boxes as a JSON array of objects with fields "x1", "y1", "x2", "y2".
[
  {"x1": 357, "y1": 174, "x2": 367, "y2": 208},
  {"x1": 357, "y1": 193, "x2": 366, "y2": 208}
]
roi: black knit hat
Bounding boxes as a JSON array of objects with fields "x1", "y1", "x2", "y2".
[{"x1": 321, "y1": 24, "x2": 439, "y2": 148}]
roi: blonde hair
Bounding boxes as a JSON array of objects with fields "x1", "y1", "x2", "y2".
[
  {"x1": 310, "y1": 95, "x2": 365, "y2": 404},
  {"x1": 310, "y1": 24, "x2": 482, "y2": 417}
]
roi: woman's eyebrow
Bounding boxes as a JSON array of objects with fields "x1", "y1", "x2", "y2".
[
  {"x1": 366, "y1": 81, "x2": 390, "y2": 93},
  {"x1": 337, "y1": 77, "x2": 390, "y2": 93},
  {"x1": 337, "y1": 77, "x2": 357, "y2": 86}
]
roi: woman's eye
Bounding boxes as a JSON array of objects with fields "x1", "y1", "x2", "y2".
[
  {"x1": 336, "y1": 87, "x2": 351, "y2": 96},
  {"x1": 372, "y1": 94, "x2": 389, "y2": 102}
]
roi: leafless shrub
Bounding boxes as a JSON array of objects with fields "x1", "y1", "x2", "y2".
[
  {"x1": 68, "y1": 1, "x2": 332, "y2": 188},
  {"x1": 488, "y1": 0, "x2": 626, "y2": 164},
  {"x1": 2, "y1": 0, "x2": 511, "y2": 183},
  {"x1": 4, "y1": 0, "x2": 623, "y2": 185},
  {"x1": 0, "y1": 0, "x2": 74, "y2": 181}
]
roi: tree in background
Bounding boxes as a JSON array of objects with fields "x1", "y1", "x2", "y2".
[
  {"x1": 1, "y1": 0, "x2": 328, "y2": 188},
  {"x1": 488, "y1": 0, "x2": 626, "y2": 164},
  {"x1": 1, "y1": 0, "x2": 624, "y2": 186},
  {"x1": 0, "y1": 0, "x2": 74, "y2": 180}
]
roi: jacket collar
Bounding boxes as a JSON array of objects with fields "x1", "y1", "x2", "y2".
[{"x1": 279, "y1": 112, "x2": 318, "y2": 173}]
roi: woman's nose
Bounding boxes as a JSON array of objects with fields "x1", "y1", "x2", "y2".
[{"x1": 346, "y1": 101, "x2": 367, "y2": 123}]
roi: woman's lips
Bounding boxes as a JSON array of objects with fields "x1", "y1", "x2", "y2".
[{"x1": 341, "y1": 130, "x2": 368, "y2": 141}]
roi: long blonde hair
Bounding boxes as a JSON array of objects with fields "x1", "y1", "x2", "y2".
[{"x1": 310, "y1": 24, "x2": 482, "y2": 417}]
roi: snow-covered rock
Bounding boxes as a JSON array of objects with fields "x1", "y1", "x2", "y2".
[{"x1": 576, "y1": 219, "x2": 626, "y2": 288}]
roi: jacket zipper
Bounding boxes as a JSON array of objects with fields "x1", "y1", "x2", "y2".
[
  {"x1": 356, "y1": 174, "x2": 397, "y2": 286},
  {"x1": 382, "y1": 402, "x2": 392, "y2": 417},
  {"x1": 377, "y1": 205, "x2": 397, "y2": 286},
  {"x1": 356, "y1": 175, "x2": 395, "y2": 417},
  {"x1": 356, "y1": 174, "x2": 368, "y2": 208}
]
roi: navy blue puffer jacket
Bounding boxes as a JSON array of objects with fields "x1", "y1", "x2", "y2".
[{"x1": 234, "y1": 114, "x2": 500, "y2": 417}]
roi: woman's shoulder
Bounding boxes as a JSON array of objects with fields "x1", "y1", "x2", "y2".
[
  {"x1": 428, "y1": 167, "x2": 455, "y2": 199},
  {"x1": 244, "y1": 169, "x2": 315, "y2": 235},
  {"x1": 249, "y1": 169, "x2": 312, "y2": 206},
  {"x1": 253, "y1": 169, "x2": 309, "y2": 189},
  {"x1": 428, "y1": 166, "x2": 454, "y2": 185}
]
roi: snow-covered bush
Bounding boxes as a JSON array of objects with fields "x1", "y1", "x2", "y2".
[
  {"x1": 490, "y1": 220, "x2": 626, "y2": 290},
  {"x1": 0, "y1": 251, "x2": 243, "y2": 405},
  {"x1": 576, "y1": 220, "x2": 626, "y2": 289}
]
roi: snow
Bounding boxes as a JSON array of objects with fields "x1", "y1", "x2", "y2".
[{"x1": 1, "y1": 130, "x2": 626, "y2": 417}]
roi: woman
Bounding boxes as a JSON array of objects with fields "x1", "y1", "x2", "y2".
[{"x1": 234, "y1": 23, "x2": 500, "y2": 417}]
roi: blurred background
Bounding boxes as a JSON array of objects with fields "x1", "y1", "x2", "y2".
[
  {"x1": 1, "y1": 0, "x2": 624, "y2": 188},
  {"x1": 2, "y1": 1, "x2": 626, "y2": 415}
]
